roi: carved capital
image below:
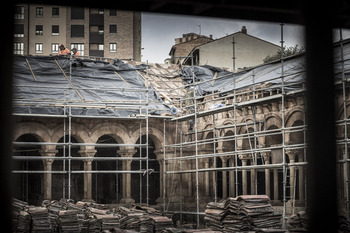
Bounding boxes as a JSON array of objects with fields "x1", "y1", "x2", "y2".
[
  {"x1": 238, "y1": 154, "x2": 252, "y2": 161},
  {"x1": 117, "y1": 148, "x2": 137, "y2": 157},
  {"x1": 261, "y1": 151, "x2": 271, "y2": 161},
  {"x1": 39, "y1": 150, "x2": 57, "y2": 165},
  {"x1": 285, "y1": 149, "x2": 299, "y2": 161}
]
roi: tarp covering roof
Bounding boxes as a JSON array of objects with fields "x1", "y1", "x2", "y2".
[
  {"x1": 179, "y1": 39, "x2": 350, "y2": 97},
  {"x1": 13, "y1": 56, "x2": 169, "y2": 116}
]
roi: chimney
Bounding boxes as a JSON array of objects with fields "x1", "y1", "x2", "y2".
[
  {"x1": 209, "y1": 34, "x2": 213, "y2": 39},
  {"x1": 241, "y1": 26, "x2": 247, "y2": 34}
]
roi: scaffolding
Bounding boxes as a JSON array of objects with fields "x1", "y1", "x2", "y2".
[{"x1": 11, "y1": 26, "x2": 350, "y2": 231}]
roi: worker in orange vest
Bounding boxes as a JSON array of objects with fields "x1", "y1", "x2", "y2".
[
  {"x1": 72, "y1": 48, "x2": 81, "y2": 58},
  {"x1": 58, "y1": 44, "x2": 70, "y2": 56}
]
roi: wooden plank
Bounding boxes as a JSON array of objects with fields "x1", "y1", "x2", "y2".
[
  {"x1": 25, "y1": 58, "x2": 37, "y2": 81},
  {"x1": 54, "y1": 59, "x2": 85, "y2": 101},
  {"x1": 114, "y1": 71, "x2": 133, "y2": 87},
  {"x1": 211, "y1": 72, "x2": 218, "y2": 86}
]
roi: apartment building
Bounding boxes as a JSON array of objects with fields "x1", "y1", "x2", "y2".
[{"x1": 13, "y1": 4, "x2": 141, "y2": 60}]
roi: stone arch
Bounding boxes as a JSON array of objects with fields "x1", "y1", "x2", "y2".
[
  {"x1": 264, "y1": 115, "x2": 283, "y2": 147},
  {"x1": 13, "y1": 130, "x2": 45, "y2": 205},
  {"x1": 285, "y1": 109, "x2": 305, "y2": 144},
  {"x1": 285, "y1": 108, "x2": 304, "y2": 128},
  {"x1": 13, "y1": 122, "x2": 50, "y2": 143},
  {"x1": 90, "y1": 122, "x2": 129, "y2": 145},
  {"x1": 218, "y1": 120, "x2": 235, "y2": 153},
  {"x1": 130, "y1": 126, "x2": 169, "y2": 152},
  {"x1": 51, "y1": 123, "x2": 91, "y2": 150}
]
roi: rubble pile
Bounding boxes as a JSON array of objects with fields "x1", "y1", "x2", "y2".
[{"x1": 205, "y1": 195, "x2": 282, "y2": 232}]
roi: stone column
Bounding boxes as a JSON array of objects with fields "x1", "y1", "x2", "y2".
[
  {"x1": 229, "y1": 157, "x2": 235, "y2": 197},
  {"x1": 79, "y1": 149, "x2": 96, "y2": 201},
  {"x1": 261, "y1": 151, "x2": 272, "y2": 198},
  {"x1": 298, "y1": 151, "x2": 305, "y2": 201},
  {"x1": 239, "y1": 154, "x2": 250, "y2": 195},
  {"x1": 204, "y1": 158, "x2": 210, "y2": 197},
  {"x1": 118, "y1": 148, "x2": 137, "y2": 205},
  {"x1": 40, "y1": 149, "x2": 57, "y2": 200},
  {"x1": 250, "y1": 159, "x2": 256, "y2": 195},
  {"x1": 221, "y1": 157, "x2": 228, "y2": 198},
  {"x1": 273, "y1": 168, "x2": 279, "y2": 201},
  {"x1": 286, "y1": 149, "x2": 297, "y2": 201},
  {"x1": 155, "y1": 151, "x2": 164, "y2": 204}
]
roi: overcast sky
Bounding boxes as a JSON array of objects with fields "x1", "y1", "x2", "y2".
[{"x1": 141, "y1": 12, "x2": 350, "y2": 64}]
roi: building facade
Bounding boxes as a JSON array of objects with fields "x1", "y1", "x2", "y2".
[
  {"x1": 13, "y1": 4, "x2": 141, "y2": 60},
  {"x1": 183, "y1": 26, "x2": 280, "y2": 71}
]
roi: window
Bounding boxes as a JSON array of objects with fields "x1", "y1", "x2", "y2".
[
  {"x1": 35, "y1": 43, "x2": 43, "y2": 53},
  {"x1": 109, "y1": 25, "x2": 117, "y2": 34},
  {"x1": 109, "y1": 43, "x2": 117, "y2": 52},
  {"x1": 35, "y1": 25, "x2": 43, "y2": 35},
  {"x1": 109, "y1": 9, "x2": 117, "y2": 16},
  {"x1": 98, "y1": 44, "x2": 104, "y2": 50},
  {"x1": 98, "y1": 25, "x2": 104, "y2": 34},
  {"x1": 36, "y1": 7, "x2": 43, "y2": 17},
  {"x1": 71, "y1": 43, "x2": 84, "y2": 56},
  {"x1": 52, "y1": 25, "x2": 59, "y2": 35},
  {"x1": 52, "y1": 7, "x2": 59, "y2": 17},
  {"x1": 14, "y1": 43, "x2": 24, "y2": 55},
  {"x1": 51, "y1": 43, "x2": 59, "y2": 54},
  {"x1": 14, "y1": 6, "x2": 24, "y2": 19},
  {"x1": 71, "y1": 7, "x2": 84, "y2": 19},
  {"x1": 14, "y1": 24, "x2": 24, "y2": 37},
  {"x1": 71, "y1": 25, "x2": 84, "y2": 37}
]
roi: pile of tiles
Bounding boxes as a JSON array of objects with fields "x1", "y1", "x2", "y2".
[
  {"x1": 11, "y1": 198, "x2": 172, "y2": 233},
  {"x1": 205, "y1": 195, "x2": 282, "y2": 232},
  {"x1": 286, "y1": 210, "x2": 309, "y2": 232},
  {"x1": 27, "y1": 206, "x2": 51, "y2": 232},
  {"x1": 12, "y1": 198, "x2": 31, "y2": 233},
  {"x1": 118, "y1": 204, "x2": 173, "y2": 233},
  {"x1": 338, "y1": 215, "x2": 350, "y2": 233}
]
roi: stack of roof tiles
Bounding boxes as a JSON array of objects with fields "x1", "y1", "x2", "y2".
[{"x1": 205, "y1": 195, "x2": 282, "y2": 232}]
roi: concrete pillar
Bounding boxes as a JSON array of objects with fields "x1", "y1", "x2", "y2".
[
  {"x1": 40, "y1": 149, "x2": 58, "y2": 200},
  {"x1": 118, "y1": 148, "x2": 137, "y2": 205},
  {"x1": 78, "y1": 149, "x2": 96, "y2": 201},
  {"x1": 221, "y1": 157, "x2": 228, "y2": 198},
  {"x1": 239, "y1": 154, "x2": 250, "y2": 195},
  {"x1": 261, "y1": 151, "x2": 272, "y2": 198}
]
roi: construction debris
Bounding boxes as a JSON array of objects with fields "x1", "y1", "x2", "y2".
[{"x1": 205, "y1": 195, "x2": 283, "y2": 232}]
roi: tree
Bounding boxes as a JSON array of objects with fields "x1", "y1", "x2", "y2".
[{"x1": 263, "y1": 44, "x2": 305, "y2": 63}]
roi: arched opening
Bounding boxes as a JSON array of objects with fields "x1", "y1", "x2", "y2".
[
  {"x1": 53, "y1": 136, "x2": 83, "y2": 201},
  {"x1": 13, "y1": 134, "x2": 43, "y2": 205},
  {"x1": 290, "y1": 120, "x2": 304, "y2": 144},
  {"x1": 222, "y1": 130, "x2": 235, "y2": 152},
  {"x1": 92, "y1": 135, "x2": 121, "y2": 204},
  {"x1": 131, "y1": 135, "x2": 159, "y2": 205},
  {"x1": 222, "y1": 130, "x2": 235, "y2": 198},
  {"x1": 265, "y1": 125, "x2": 282, "y2": 147}
]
